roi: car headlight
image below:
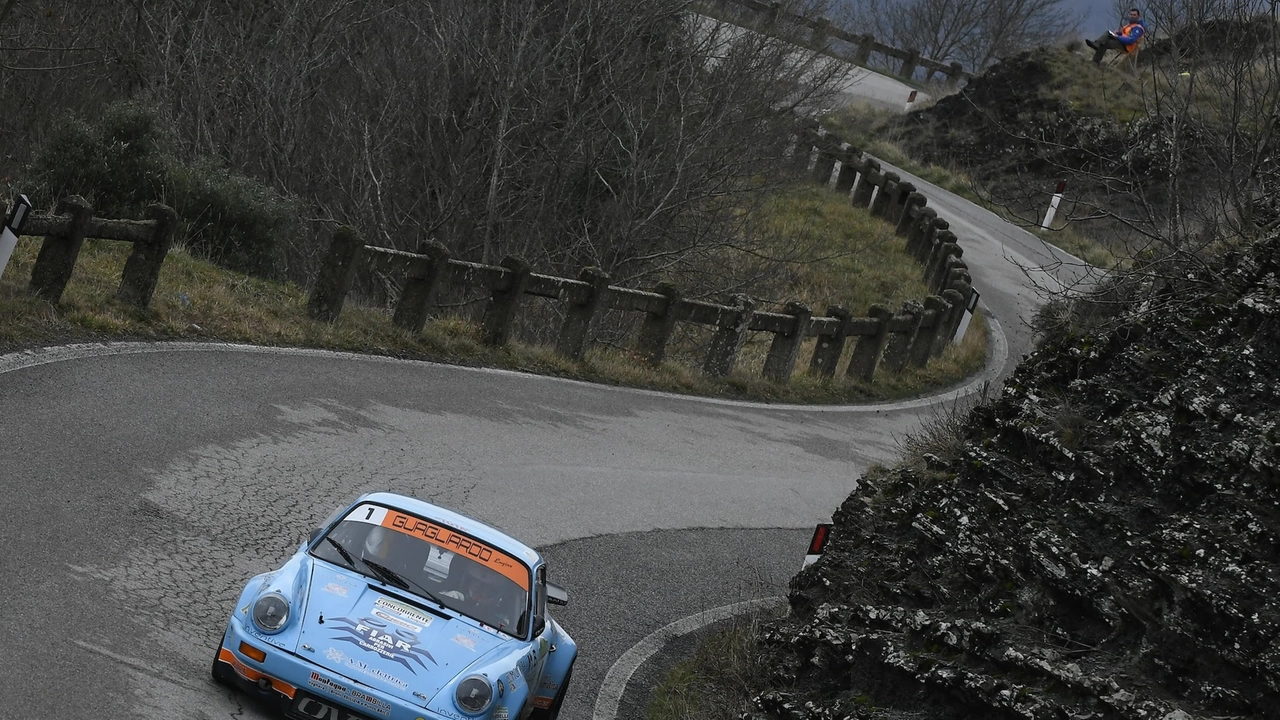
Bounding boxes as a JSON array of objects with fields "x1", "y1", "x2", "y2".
[
  {"x1": 455, "y1": 675, "x2": 493, "y2": 715},
  {"x1": 252, "y1": 592, "x2": 290, "y2": 633}
]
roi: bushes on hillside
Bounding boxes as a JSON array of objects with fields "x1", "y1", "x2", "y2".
[{"x1": 22, "y1": 102, "x2": 300, "y2": 280}]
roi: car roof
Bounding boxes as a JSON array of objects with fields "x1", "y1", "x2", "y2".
[{"x1": 357, "y1": 491, "x2": 543, "y2": 570}]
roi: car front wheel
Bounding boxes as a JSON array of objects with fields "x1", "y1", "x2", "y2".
[{"x1": 211, "y1": 644, "x2": 235, "y2": 686}]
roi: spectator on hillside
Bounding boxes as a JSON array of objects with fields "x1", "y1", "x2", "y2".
[{"x1": 1085, "y1": 8, "x2": 1147, "y2": 64}]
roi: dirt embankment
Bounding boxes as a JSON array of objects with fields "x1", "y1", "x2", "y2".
[{"x1": 747, "y1": 235, "x2": 1280, "y2": 718}]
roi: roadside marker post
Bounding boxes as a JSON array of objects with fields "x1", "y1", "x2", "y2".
[
  {"x1": 953, "y1": 287, "x2": 980, "y2": 343},
  {"x1": 903, "y1": 89, "x2": 918, "y2": 113},
  {"x1": 1041, "y1": 180, "x2": 1066, "y2": 230},
  {"x1": 801, "y1": 523, "x2": 833, "y2": 569},
  {"x1": 0, "y1": 194, "x2": 32, "y2": 280}
]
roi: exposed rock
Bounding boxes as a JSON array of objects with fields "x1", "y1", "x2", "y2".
[{"x1": 751, "y1": 236, "x2": 1280, "y2": 717}]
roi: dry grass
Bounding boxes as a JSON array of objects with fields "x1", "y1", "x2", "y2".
[
  {"x1": 0, "y1": 191, "x2": 989, "y2": 404},
  {"x1": 647, "y1": 607, "x2": 784, "y2": 720}
]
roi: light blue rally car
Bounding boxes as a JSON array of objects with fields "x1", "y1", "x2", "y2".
[{"x1": 214, "y1": 492, "x2": 577, "y2": 720}]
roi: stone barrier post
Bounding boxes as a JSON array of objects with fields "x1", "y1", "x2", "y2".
[
  {"x1": 882, "y1": 300, "x2": 923, "y2": 372},
  {"x1": 636, "y1": 282, "x2": 682, "y2": 367},
  {"x1": 481, "y1": 256, "x2": 532, "y2": 347},
  {"x1": 556, "y1": 266, "x2": 611, "y2": 361},
  {"x1": 900, "y1": 48, "x2": 920, "y2": 80},
  {"x1": 853, "y1": 34, "x2": 874, "y2": 64},
  {"x1": 935, "y1": 255, "x2": 967, "y2": 293},
  {"x1": 808, "y1": 305, "x2": 851, "y2": 378},
  {"x1": 392, "y1": 240, "x2": 451, "y2": 333},
  {"x1": 936, "y1": 289, "x2": 966, "y2": 355},
  {"x1": 924, "y1": 230, "x2": 958, "y2": 281},
  {"x1": 890, "y1": 182, "x2": 919, "y2": 229},
  {"x1": 834, "y1": 147, "x2": 860, "y2": 194},
  {"x1": 870, "y1": 171, "x2": 901, "y2": 218},
  {"x1": 851, "y1": 158, "x2": 881, "y2": 208},
  {"x1": 307, "y1": 225, "x2": 364, "y2": 322},
  {"x1": 117, "y1": 203, "x2": 176, "y2": 308},
  {"x1": 847, "y1": 304, "x2": 893, "y2": 382},
  {"x1": 913, "y1": 296, "x2": 951, "y2": 366},
  {"x1": 703, "y1": 294, "x2": 755, "y2": 377},
  {"x1": 29, "y1": 195, "x2": 92, "y2": 304},
  {"x1": 906, "y1": 211, "x2": 938, "y2": 259},
  {"x1": 945, "y1": 61, "x2": 965, "y2": 89},
  {"x1": 763, "y1": 301, "x2": 812, "y2": 381},
  {"x1": 811, "y1": 136, "x2": 841, "y2": 187}
]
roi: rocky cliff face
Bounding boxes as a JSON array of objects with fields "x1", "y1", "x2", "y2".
[{"x1": 749, "y1": 237, "x2": 1280, "y2": 718}]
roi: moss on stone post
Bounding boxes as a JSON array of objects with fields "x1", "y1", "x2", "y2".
[
  {"x1": 29, "y1": 195, "x2": 92, "y2": 304},
  {"x1": 556, "y1": 266, "x2": 611, "y2": 361},
  {"x1": 117, "y1": 203, "x2": 176, "y2": 308},
  {"x1": 393, "y1": 240, "x2": 451, "y2": 333},
  {"x1": 763, "y1": 301, "x2": 813, "y2": 382},
  {"x1": 847, "y1": 304, "x2": 893, "y2": 383},
  {"x1": 481, "y1": 256, "x2": 531, "y2": 347},
  {"x1": 636, "y1": 282, "x2": 681, "y2": 368},
  {"x1": 809, "y1": 305, "x2": 852, "y2": 378},
  {"x1": 703, "y1": 294, "x2": 755, "y2": 378},
  {"x1": 307, "y1": 225, "x2": 364, "y2": 323}
]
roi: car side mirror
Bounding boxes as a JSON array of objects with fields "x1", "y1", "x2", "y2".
[
  {"x1": 532, "y1": 617, "x2": 546, "y2": 637},
  {"x1": 547, "y1": 582, "x2": 569, "y2": 606}
]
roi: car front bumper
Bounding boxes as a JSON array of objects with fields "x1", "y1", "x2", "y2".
[{"x1": 216, "y1": 617, "x2": 450, "y2": 720}]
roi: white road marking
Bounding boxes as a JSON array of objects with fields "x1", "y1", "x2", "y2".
[
  {"x1": 0, "y1": 327, "x2": 1005, "y2": 414},
  {"x1": 592, "y1": 596, "x2": 785, "y2": 720}
]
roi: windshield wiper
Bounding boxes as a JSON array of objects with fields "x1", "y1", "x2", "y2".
[
  {"x1": 361, "y1": 559, "x2": 446, "y2": 607},
  {"x1": 324, "y1": 537, "x2": 358, "y2": 570}
]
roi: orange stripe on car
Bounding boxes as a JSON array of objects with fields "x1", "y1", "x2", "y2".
[
  {"x1": 381, "y1": 510, "x2": 531, "y2": 590},
  {"x1": 217, "y1": 647, "x2": 297, "y2": 698}
]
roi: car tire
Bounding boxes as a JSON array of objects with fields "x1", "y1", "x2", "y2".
[
  {"x1": 529, "y1": 665, "x2": 573, "y2": 720},
  {"x1": 211, "y1": 644, "x2": 235, "y2": 686}
]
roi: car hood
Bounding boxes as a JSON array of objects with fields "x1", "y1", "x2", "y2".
[{"x1": 297, "y1": 563, "x2": 510, "y2": 705}]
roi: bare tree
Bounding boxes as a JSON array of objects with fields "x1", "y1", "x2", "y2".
[{"x1": 836, "y1": 0, "x2": 1078, "y2": 70}]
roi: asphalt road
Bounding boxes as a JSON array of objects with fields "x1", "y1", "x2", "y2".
[{"x1": 0, "y1": 93, "x2": 1087, "y2": 720}]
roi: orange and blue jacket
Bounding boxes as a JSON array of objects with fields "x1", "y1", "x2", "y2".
[{"x1": 1117, "y1": 21, "x2": 1146, "y2": 53}]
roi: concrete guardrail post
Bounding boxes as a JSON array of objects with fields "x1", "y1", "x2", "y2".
[
  {"x1": 913, "y1": 296, "x2": 951, "y2": 366},
  {"x1": 703, "y1": 294, "x2": 755, "y2": 377},
  {"x1": 851, "y1": 158, "x2": 880, "y2": 208},
  {"x1": 945, "y1": 62, "x2": 965, "y2": 90},
  {"x1": 834, "y1": 147, "x2": 861, "y2": 195},
  {"x1": 29, "y1": 195, "x2": 93, "y2": 304},
  {"x1": 882, "y1": 300, "x2": 923, "y2": 372},
  {"x1": 392, "y1": 240, "x2": 451, "y2": 333},
  {"x1": 906, "y1": 209, "x2": 938, "y2": 258},
  {"x1": 900, "y1": 48, "x2": 920, "y2": 80},
  {"x1": 117, "y1": 203, "x2": 176, "y2": 308},
  {"x1": 762, "y1": 301, "x2": 812, "y2": 382},
  {"x1": 636, "y1": 282, "x2": 682, "y2": 368},
  {"x1": 890, "y1": 182, "x2": 919, "y2": 228},
  {"x1": 936, "y1": 289, "x2": 966, "y2": 355},
  {"x1": 870, "y1": 171, "x2": 900, "y2": 218},
  {"x1": 853, "y1": 34, "x2": 874, "y2": 65},
  {"x1": 808, "y1": 304, "x2": 851, "y2": 378},
  {"x1": 482, "y1": 255, "x2": 532, "y2": 347},
  {"x1": 556, "y1": 266, "x2": 611, "y2": 361},
  {"x1": 847, "y1": 304, "x2": 893, "y2": 382},
  {"x1": 307, "y1": 225, "x2": 364, "y2": 323}
]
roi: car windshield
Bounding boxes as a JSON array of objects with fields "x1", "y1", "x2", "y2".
[{"x1": 310, "y1": 503, "x2": 531, "y2": 638}]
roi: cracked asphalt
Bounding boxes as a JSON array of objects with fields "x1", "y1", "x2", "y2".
[{"x1": 0, "y1": 142, "x2": 1085, "y2": 720}]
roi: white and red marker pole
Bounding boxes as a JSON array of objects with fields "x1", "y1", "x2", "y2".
[
  {"x1": 0, "y1": 194, "x2": 32, "y2": 280},
  {"x1": 904, "y1": 89, "x2": 918, "y2": 113},
  {"x1": 801, "y1": 523, "x2": 833, "y2": 569},
  {"x1": 1041, "y1": 179, "x2": 1066, "y2": 230}
]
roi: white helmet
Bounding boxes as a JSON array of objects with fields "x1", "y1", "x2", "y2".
[{"x1": 364, "y1": 526, "x2": 390, "y2": 559}]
